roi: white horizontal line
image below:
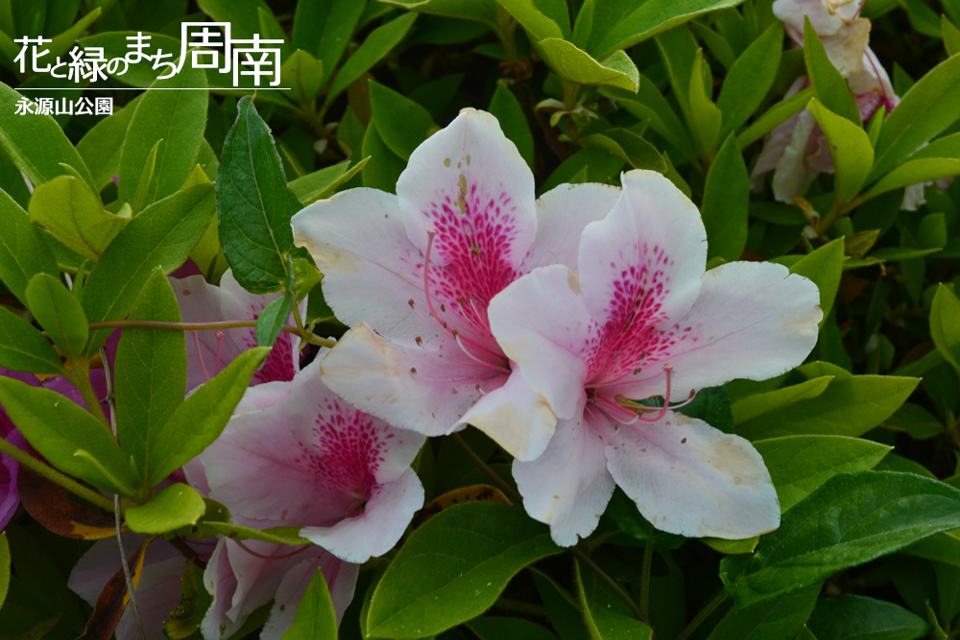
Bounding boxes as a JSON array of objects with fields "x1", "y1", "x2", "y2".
[{"x1": 19, "y1": 87, "x2": 292, "y2": 91}]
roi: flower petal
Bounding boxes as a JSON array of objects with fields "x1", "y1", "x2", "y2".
[
  {"x1": 301, "y1": 467, "x2": 423, "y2": 563},
  {"x1": 488, "y1": 265, "x2": 593, "y2": 424},
  {"x1": 772, "y1": 109, "x2": 818, "y2": 203},
  {"x1": 773, "y1": 0, "x2": 848, "y2": 36},
  {"x1": 604, "y1": 412, "x2": 780, "y2": 538},
  {"x1": 115, "y1": 555, "x2": 186, "y2": 640},
  {"x1": 0, "y1": 429, "x2": 24, "y2": 531},
  {"x1": 292, "y1": 189, "x2": 435, "y2": 343},
  {"x1": 320, "y1": 323, "x2": 495, "y2": 437},
  {"x1": 513, "y1": 406, "x2": 616, "y2": 547},
  {"x1": 201, "y1": 540, "x2": 243, "y2": 640},
  {"x1": 398, "y1": 109, "x2": 536, "y2": 271},
  {"x1": 522, "y1": 183, "x2": 621, "y2": 273},
  {"x1": 578, "y1": 170, "x2": 707, "y2": 337}
]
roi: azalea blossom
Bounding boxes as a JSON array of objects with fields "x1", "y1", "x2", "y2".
[
  {"x1": 752, "y1": 0, "x2": 930, "y2": 210},
  {"x1": 292, "y1": 108, "x2": 621, "y2": 461},
  {"x1": 185, "y1": 355, "x2": 425, "y2": 564},
  {"x1": 485, "y1": 170, "x2": 823, "y2": 546},
  {"x1": 170, "y1": 269, "x2": 307, "y2": 391}
]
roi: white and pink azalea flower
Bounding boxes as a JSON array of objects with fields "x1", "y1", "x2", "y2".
[
  {"x1": 753, "y1": 0, "x2": 931, "y2": 210},
  {"x1": 170, "y1": 269, "x2": 307, "y2": 391},
  {"x1": 485, "y1": 170, "x2": 823, "y2": 546},
  {"x1": 291, "y1": 108, "x2": 621, "y2": 461},
  {"x1": 185, "y1": 356, "x2": 425, "y2": 564}
]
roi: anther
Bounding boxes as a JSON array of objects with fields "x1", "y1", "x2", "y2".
[{"x1": 214, "y1": 331, "x2": 224, "y2": 376}]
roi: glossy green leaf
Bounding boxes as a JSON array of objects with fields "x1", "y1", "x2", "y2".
[
  {"x1": 731, "y1": 376, "x2": 833, "y2": 426},
  {"x1": 538, "y1": 39, "x2": 639, "y2": 92},
  {"x1": 881, "y1": 402, "x2": 942, "y2": 440},
  {"x1": 289, "y1": 157, "x2": 370, "y2": 206},
  {"x1": 593, "y1": 0, "x2": 746, "y2": 59},
  {"x1": 869, "y1": 53, "x2": 960, "y2": 182},
  {"x1": 0, "y1": 83, "x2": 98, "y2": 194},
  {"x1": 902, "y1": 529, "x2": 960, "y2": 568},
  {"x1": 378, "y1": 0, "x2": 498, "y2": 28},
  {"x1": 45, "y1": 8, "x2": 101, "y2": 61},
  {"x1": 707, "y1": 583, "x2": 820, "y2": 640},
  {"x1": 118, "y1": 66, "x2": 208, "y2": 209},
  {"x1": 807, "y1": 99, "x2": 873, "y2": 205},
  {"x1": 0, "y1": 376, "x2": 132, "y2": 495},
  {"x1": 82, "y1": 184, "x2": 216, "y2": 352},
  {"x1": 574, "y1": 559, "x2": 653, "y2": 639},
  {"x1": 218, "y1": 97, "x2": 301, "y2": 295},
  {"x1": 489, "y1": 82, "x2": 535, "y2": 169},
  {"x1": 370, "y1": 81, "x2": 438, "y2": 161},
  {"x1": 255, "y1": 289, "x2": 293, "y2": 348},
  {"x1": 495, "y1": 0, "x2": 564, "y2": 41},
  {"x1": 76, "y1": 95, "x2": 143, "y2": 191},
  {"x1": 701, "y1": 134, "x2": 749, "y2": 261},
  {"x1": 292, "y1": 0, "x2": 366, "y2": 71},
  {"x1": 737, "y1": 87, "x2": 815, "y2": 149},
  {"x1": 753, "y1": 435, "x2": 891, "y2": 512},
  {"x1": 147, "y1": 347, "x2": 269, "y2": 487},
  {"x1": 787, "y1": 237, "x2": 844, "y2": 325},
  {"x1": 931, "y1": 284, "x2": 960, "y2": 374},
  {"x1": 325, "y1": 12, "x2": 418, "y2": 108},
  {"x1": 467, "y1": 617, "x2": 560, "y2": 640},
  {"x1": 366, "y1": 502, "x2": 562, "y2": 639},
  {"x1": 580, "y1": 130, "x2": 667, "y2": 172},
  {"x1": 196, "y1": 0, "x2": 271, "y2": 39},
  {"x1": 606, "y1": 82, "x2": 698, "y2": 162},
  {"x1": 717, "y1": 21, "x2": 783, "y2": 136},
  {"x1": 280, "y1": 50, "x2": 325, "y2": 105},
  {"x1": 0, "y1": 187, "x2": 58, "y2": 306},
  {"x1": 689, "y1": 49, "x2": 722, "y2": 155},
  {"x1": 0, "y1": 306, "x2": 62, "y2": 374},
  {"x1": 735, "y1": 375, "x2": 919, "y2": 440},
  {"x1": 803, "y1": 18, "x2": 859, "y2": 125},
  {"x1": 280, "y1": 567, "x2": 338, "y2": 640},
  {"x1": 361, "y1": 124, "x2": 406, "y2": 193},
  {"x1": 721, "y1": 471, "x2": 960, "y2": 609},
  {"x1": 28, "y1": 176, "x2": 128, "y2": 263},
  {"x1": 125, "y1": 483, "x2": 206, "y2": 534},
  {"x1": 944, "y1": 15, "x2": 960, "y2": 57},
  {"x1": 859, "y1": 158, "x2": 960, "y2": 204},
  {"x1": 114, "y1": 270, "x2": 186, "y2": 487},
  {"x1": 807, "y1": 595, "x2": 930, "y2": 640},
  {"x1": 163, "y1": 559, "x2": 211, "y2": 640},
  {"x1": 24, "y1": 273, "x2": 87, "y2": 360}
]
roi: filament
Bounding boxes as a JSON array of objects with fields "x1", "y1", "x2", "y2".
[{"x1": 193, "y1": 331, "x2": 210, "y2": 382}]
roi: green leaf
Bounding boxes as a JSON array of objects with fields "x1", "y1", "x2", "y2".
[
  {"x1": 292, "y1": 0, "x2": 366, "y2": 71},
  {"x1": 125, "y1": 483, "x2": 206, "y2": 534},
  {"x1": 147, "y1": 347, "x2": 269, "y2": 487},
  {"x1": 370, "y1": 80, "x2": 438, "y2": 161},
  {"x1": 737, "y1": 87, "x2": 815, "y2": 150},
  {"x1": 574, "y1": 559, "x2": 653, "y2": 639},
  {"x1": 289, "y1": 157, "x2": 370, "y2": 206},
  {"x1": 29, "y1": 175, "x2": 129, "y2": 263},
  {"x1": 538, "y1": 39, "x2": 639, "y2": 92},
  {"x1": 593, "y1": 0, "x2": 746, "y2": 59},
  {"x1": 788, "y1": 237, "x2": 844, "y2": 325},
  {"x1": 869, "y1": 53, "x2": 960, "y2": 182},
  {"x1": 114, "y1": 270, "x2": 186, "y2": 487},
  {"x1": 0, "y1": 532, "x2": 8, "y2": 609},
  {"x1": 701, "y1": 134, "x2": 749, "y2": 261},
  {"x1": 580, "y1": 130, "x2": 667, "y2": 172},
  {"x1": 0, "y1": 306, "x2": 62, "y2": 373},
  {"x1": 163, "y1": 559, "x2": 211, "y2": 640},
  {"x1": 196, "y1": 0, "x2": 272, "y2": 39},
  {"x1": 118, "y1": 66, "x2": 208, "y2": 209},
  {"x1": 753, "y1": 435, "x2": 891, "y2": 512},
  {"x1": 707, "y1": 583, "x2": 820, "y2": 640},
  {"x1": 0, "y1": 376, "x2": 132, "y2": 494},
  {"x1": 362, "y1": 124, "x2": 406, "y2": 193},
  {"x1": 45, "y1": 8, "x2": 101, "y2": 61},
  {"x1": 490, "y1": 82, "x2": 535, "y2": 169},
  {"x1": 688, "y1": 49, "x2": 722, "y2": 156},
  {"x1": 467, "y1": 617, "x2": 560, "y2": 640},
  {"x1": 605, "y1": 82, "x2": 698, "y2": 162},
  {"x1": 803, "y1": 17, "x2": 860, "y2": 125},
  {"x1": 24, "y1": 273, "x2": 87, "y2": 360},
  {"x1": 735, "y1": 375, "x2": 919, "y2": 440},
  {"x1": 806, "y1": 99, "x2": 873, "y2": 205},
  {"x1": 280, "y1": 567, "x2": 338, "y2": 640},
  {"x1": 75, "y1": 31, "x2": 181, "y2": 88},
  {"x1": 280, "y1": 50, "x2": 325, "y2": 105},
  {"x1": 716, "y1": 21, "x2": 784, "y2": 137},
  {"x1": 807, "y1": 595, "x2": 930, "y2": 640},
  {"x1": 0, "y1": 187, "x2": 58, "y2": 306},
  {"x1": 495, "y1": 0, "x2": 564, "y2": 41},
  {"x1": 366, "y1": 502, "x2": 562, "y2": 638},
  {"x1": 130, "y1": 140, "x2": 162, "y2": 216},
  {"x1": 731, "y1": 376, "x2": 833, "y2": 426},
  {"x1": 721, "y1": 471, "x2": 960, "y2": 610},
  {"x1": 859, "y1": 158, "x2": 960, "y2": 204},
  {"x1": 902, "y1": 529, "x2": 960, "y2": 568},
  {"x1": 255, "y1": 290, "x2": 293, "y2": 348},
  {"x1": 881, "y1": 402, "x2": 942, "y2": 440},
  {"x1": 931, "y1": 284, "x2": 960, "y2": 374},
  {"x1": 76, "y1": 95, "x2": 143, "y2": 191},
  {"x1": 217, "y1": 97, "x2": 301, "y2": 295},
  {"x1": 82, "y1": 184, "x2": 215, "y2": 352},
  {"x1": 0, "y1": 83, "x2": 97, "y2": 194},
  {"x1": 944, "y1": 15, "x2": 960, "y2": 57},
  {"x1": 325, "y1": 12, "x2": 418, "y2": 108}
]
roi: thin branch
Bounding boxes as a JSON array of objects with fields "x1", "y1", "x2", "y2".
[
  {"x1": 0, "y1": 437, "x2": 113, "y2": 511},
  {"x1": 571, "y1": 546, "x2": 649, "y2": 625},
  {"x1": 675, "y1": 589, "x2": 728, "y2": 640},
  {"x1": 451, "y1": 433, "x2": 522, "y2": 504}
]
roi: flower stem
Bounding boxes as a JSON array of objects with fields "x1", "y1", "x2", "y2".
[
  {"x1": 0, "y1": 437, "x2": 114, "y2": 512},
  {"x1": 451, "y1": 433, "x2": 522, "y2": 504},
  {"x1": 71, "y1": 365, "x2": 109, "y2": 429},
  {"x1": 84, "y1": 320, "x2": 336, "y2": 348},
  {"x1": 675, "y1": 589, "x2": 728, "y2": 640},
  {"x1": 640, "y1": 538, "x2": 654, "y2": 619},
  {"x1": 571, "y1": 546, "x2": 649, "y2": 624}
]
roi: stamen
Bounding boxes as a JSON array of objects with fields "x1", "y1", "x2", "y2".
[
  {"x1": 229, "y1": 535, "x2": 311, "y2": 560},
  {"x1": 193, "y1": 331, "x2": 211, "y2": 382},
  {"x1": 634, "y1": 364, "x2": 674, "y2": 423},
  {"x1": 214, "y1": 331, "x2": 224, "y2": 376},
  {"x1": 455, "y1": 332, "x2": 510, "y2": 374}
]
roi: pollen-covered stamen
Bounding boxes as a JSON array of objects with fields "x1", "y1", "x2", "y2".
[
  {"x1": 214, "y1": 331, "x2": 225, "y2": 376},
  {"x1": 193, "y1": 330, "x2": 211, "y2": 382}
]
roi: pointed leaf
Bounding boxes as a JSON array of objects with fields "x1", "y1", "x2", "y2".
[
  {"x1": 24, "y1": 273, "x2": 88, "y2": 360},
  {"x1": 538, "y1": 39, "x2": 639, "y2": 91},
  {"x1": 280, "y1": 567, "x2": 338, "y2": 640},
  {"x1": 931, "y1": 285, "x2": 960, "y2": 374},
  {"x1": 701, "y1": 134, "x2": 749, "y2": 261},
  {"x1": 0, "y1": 188, "x2": 59, "y2": 306},
  {"x1": 0, "y1": 306, "x2": 63, "y2": 373},
  {"x1": 125, "y1": 483, "x2": 206, "y2": 534},
  {"x1": 807, "y1": 99, "x2": 873, "y2": 205},
  {"x1": 717, "y1": 22, "x2": 783, "y2": 136}
]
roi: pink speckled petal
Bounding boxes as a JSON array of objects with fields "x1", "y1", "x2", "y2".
[
  {"x1": 604, "y1": 412, "x2": 780, "y2": 539},
  {"x1": 488, "y1": 265, "x2": 594, "y2": 425},
  {"x1": 398, "y1": 109, "x2": 536, "y2": 271},
  {"x1": 512, "y1": 405, "x2": 616, "y2": 547},
  {"x1": 301, "y1": 467, "x2": 423, "y2": 563},
  {"x1": 320, "y1": 323, "x2": 500, "y2": 437},
  {"x1": 521, "y1": 182, "x2": 622, "y2": 273},
  {"x1": 773, "y1": 0, "x2": 848, "y2": 36}
]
